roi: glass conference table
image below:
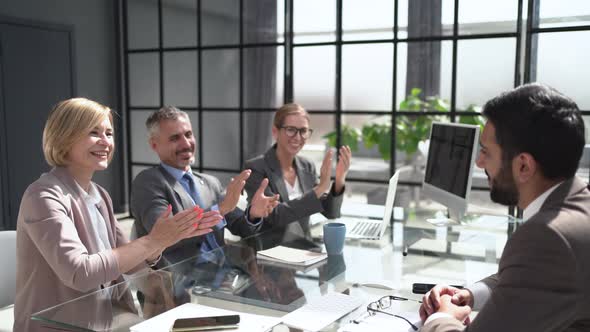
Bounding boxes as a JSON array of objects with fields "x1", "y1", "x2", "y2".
[{"x1": 32, "y1": 207, "x2": 521, "y2": 331}]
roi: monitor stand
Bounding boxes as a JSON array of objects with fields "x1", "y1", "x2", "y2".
[{"x1": 425, "y1": 208, "x2": 465, "y2": 226}]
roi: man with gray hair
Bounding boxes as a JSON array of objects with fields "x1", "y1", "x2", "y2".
[{"x1": 131, "y1": 106, "x2": 279, "y2": 267}]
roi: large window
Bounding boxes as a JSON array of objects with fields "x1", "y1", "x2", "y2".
[{"x1": 123, "y1": 0, "x2": 590, "y2": 213}]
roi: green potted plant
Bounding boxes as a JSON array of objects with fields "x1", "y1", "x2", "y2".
[
  {"x1": 324, "y1": 88, "x2": 484, "y2": 164},
  {"x1": 395, "y1": 88, "x2": 449, "y2": 163},
  {"x1": 323, "y1": 89, "x2": 484, "y2": 206},
  {"x1": 323, "y1": 125, "x2": 361, "y2": 153}
]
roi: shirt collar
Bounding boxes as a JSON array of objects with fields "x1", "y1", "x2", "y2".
[
  {"x1": 161, "y1": 162, "x2": 191, "y2": 182},
  {"x1": 522, "y1": 181, "x2": 563, "y2": 221},
  {"x1": 74, "y1": 180, "x2": 102, "y2": 206}
]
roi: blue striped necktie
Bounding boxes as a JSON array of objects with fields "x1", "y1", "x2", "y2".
[{"x1": 182, "y1": 173, "x2": 221, "y2": 252}]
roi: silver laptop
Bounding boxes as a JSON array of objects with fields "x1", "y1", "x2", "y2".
[{"x1": 341, "y1": 170, "x2": 400, "y2": 240}]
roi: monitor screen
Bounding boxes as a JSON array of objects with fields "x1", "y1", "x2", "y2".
[{"x1": 422, "y1": 122, "x2": 480, "y2": 220}]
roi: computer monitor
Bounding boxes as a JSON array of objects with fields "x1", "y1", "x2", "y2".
[{"x1": 422, "y1": 122, "x2": 480, "y2": 222}]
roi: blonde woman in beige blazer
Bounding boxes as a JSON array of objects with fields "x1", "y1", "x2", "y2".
[{"x1": 13, "y1": 98, "x2": 223, "y2": 331}]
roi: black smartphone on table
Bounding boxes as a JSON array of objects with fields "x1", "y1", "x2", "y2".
[
  {"x1": 412, "y1": 283, "x2": 464, "y2": 294},
  {"x1": 170, "y1": 315, "x2": 240, "y2": 331}
]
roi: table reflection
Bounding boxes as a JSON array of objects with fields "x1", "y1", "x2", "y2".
[{"x1": 32, "y1": 212, "x2": 520, "y2": 332}]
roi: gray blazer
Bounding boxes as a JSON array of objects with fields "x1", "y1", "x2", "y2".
[
  {"x1": 244, "y1": 145, "x2": 344, "y2": 239},
  {"x1": 131, "y1": 165, "x2": 258, "y2": 266},
  {"x1": 14, "y1": 167, "x2": 135, "y2": 332},
  {"x1": 421, "y1": 177, "x2": 590, "y2": 332}
]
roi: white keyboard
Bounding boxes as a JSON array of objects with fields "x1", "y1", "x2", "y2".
[
  {"x1": 281, "y1": 292, "x2": 364, "y2": 331},
  {"x1": 350, "y1": 221, "x2": 380, "y2": 237}
]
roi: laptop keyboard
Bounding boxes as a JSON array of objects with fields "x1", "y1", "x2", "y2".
[{"x1": 350, "y1": 221, "x2": 380, "y2": 237}]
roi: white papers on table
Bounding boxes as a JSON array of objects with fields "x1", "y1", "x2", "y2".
[
  {"x1": 281, "y1": 293, "x2": 364, "y2": 332},
  {"x1": 129, "y1": 303, "x2": 281, "y2": 332},
  {"x1": 338, "y1": 310, "x2": 422, "y2": 332},
  {"x1": 256, "y1": 245, "x2": 327, "y2": 267}
]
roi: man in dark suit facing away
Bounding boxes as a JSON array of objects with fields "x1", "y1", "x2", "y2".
[{"x1": 419, "y1": 83, "x2": 590, "y2": 332}]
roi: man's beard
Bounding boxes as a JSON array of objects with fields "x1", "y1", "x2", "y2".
[
  {"x1": 177, "y1": 147, "x2": 195, "y2": 165},
  {"x1": 488, "y1": 162, "x2": 519, "y2": 206}
]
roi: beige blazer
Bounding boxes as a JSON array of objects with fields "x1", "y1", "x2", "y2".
[
  {"x1": 14, "y1": 167, "x2": 136, "y2": 332},
  {"x1": 421, "y1": 177, "x2": 590, "y2": 332}
]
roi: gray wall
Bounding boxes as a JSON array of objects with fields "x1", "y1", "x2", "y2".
[{"x1": 0, "y1": 0, "x2": 126, "y2": 212}]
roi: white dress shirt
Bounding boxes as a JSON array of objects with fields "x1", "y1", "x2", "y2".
[
  {"x1": 77, "y1": 182, "x2": 112, "y2": 253},
  {"x1": 285, "y1": 176, "x2": 304, "y2": 200}
]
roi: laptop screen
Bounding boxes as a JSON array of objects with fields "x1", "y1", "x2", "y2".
[{"x1": 379, "y1": 170, "x2": 400, "y2": 237}]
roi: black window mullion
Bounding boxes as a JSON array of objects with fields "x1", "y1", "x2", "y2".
[
  {"x1": 390, "y1": 0, "x2": 399, "y2": 175},
  {"x1": 123, "y1": 0, "x2": 570, "y2": 211},
  {"x1": 533, "y1": 25, "x2": 590, "y2": 33},
  {"x1": 239, "y1": 0, "x2": 244, "y2": 167},
  {"x1": 524, "y1": 0, "x2": 537, "y2": 83},
  {"x1": 122, "y1": 0, "x2": 133, "y2": 199},
  {"x1": 335, "y1": 0, "x2": 343, "y2": 150},
  {"x1": 157, "y1": 0, "x2": 164, "y2": 107},
  {"x1": 197, "y1": 0, "x2": 204, "y2": 173},
  {"x1": 450, "y1": 0, "x2": 459, "y2": 120},
  {"x1": 513, "y1": 0, "x2": 524, "y2": 87},
  {"x1": 285, "y1": 0, "x2": 293, "y2": 103}
]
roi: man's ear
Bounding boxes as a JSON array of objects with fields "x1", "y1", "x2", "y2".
[
  {"x1": 513, "y1": 153, "x2": 537, "y2": 183},
  {"x1": 271, "y1": 126, "x2": 278, "y2": 141},
  {"x1": 149, "y1": 136, "x2": 158, "y2": 152}
]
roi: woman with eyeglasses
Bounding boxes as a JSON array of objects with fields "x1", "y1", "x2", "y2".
[{"x1": 244, "y1": 103, "x2": 351, "y2": 242}]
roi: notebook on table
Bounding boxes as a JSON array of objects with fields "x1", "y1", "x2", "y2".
[
  {"x1": 256, "y1": 245, "x2": 327, "y2": 267},
  {"x1": 340, "y1": 170, "x2": 400, "y2": 240}
]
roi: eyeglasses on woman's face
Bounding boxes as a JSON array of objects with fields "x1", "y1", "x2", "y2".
[{"x1": 280, "y1": 126, "x2": 313, "y2": 139}]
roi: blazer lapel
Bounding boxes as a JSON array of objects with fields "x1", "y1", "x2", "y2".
[
  {"x1": 192, "y1": 172, "x2": 215, "y2": 207},
  {"x1": 294, "y1": 156, "x2": 316, "y2": 191},
  {"x1": 50, "y1": 167, "x2": 100, "y2": 253},
  {"x1": 265, "y1": 147, "x2": 289, "y2": 202}
]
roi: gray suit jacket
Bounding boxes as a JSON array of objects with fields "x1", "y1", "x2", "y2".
[
  {"x1": 131, "y1": 165, "x2": 258, "y2": 267},
  {"x1": 421, "y1": 177, "x2": 590, "y2": 332},
  {"x1": 244, "y1": 145, "x2": 344, "y2": 239}
]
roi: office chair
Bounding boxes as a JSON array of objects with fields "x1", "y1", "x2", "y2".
[{"x1": 0, "y1": 230, "x2": 17, "y2": 332}]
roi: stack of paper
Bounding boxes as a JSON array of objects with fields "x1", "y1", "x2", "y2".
[
  {"x1": 281, "y1": 292, "x2": 364, "y2": 331},
  {"x1": 256, "y1": 245, "x2": 327, "y2": 267},
  {"x1": 129, "y1": 303, "x2": 281, "y2": 332}
]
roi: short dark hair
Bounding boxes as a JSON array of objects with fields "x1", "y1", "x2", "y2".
[{"x1": 482, "y1": 83, "x2": 584, "y2": 180}]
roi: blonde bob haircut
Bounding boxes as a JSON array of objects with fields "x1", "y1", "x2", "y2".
[
  {"x1": 273, "y1": 103, "x2": 310, "y2": 128},
  {"x1": 43, "y1": 98, "x2": 114, "y2": 167}
]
